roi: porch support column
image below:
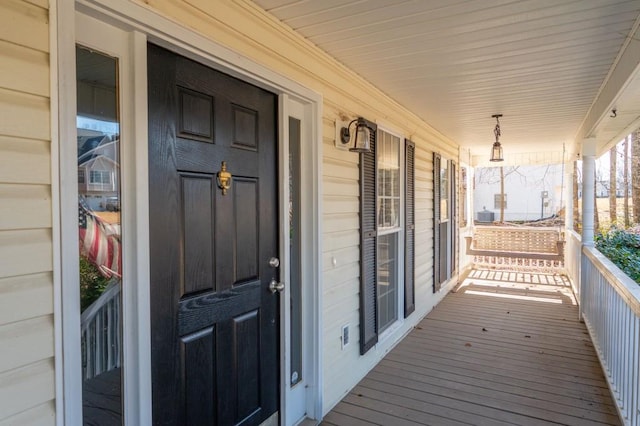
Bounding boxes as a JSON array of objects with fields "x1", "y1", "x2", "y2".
[
  {"x1": 579, "y1": 138, "x2": 596, "y2": 321},
  {"x1": 581, "y1": 138, "x2": 597, "y2": 247},
  {"x1": 564, "y1": 156, "x2": 573, "y2": 232}
]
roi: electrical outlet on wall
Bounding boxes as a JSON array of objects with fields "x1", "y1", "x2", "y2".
[{"x1": 341, "y1": 324, "x2": 350, "y2": 350}]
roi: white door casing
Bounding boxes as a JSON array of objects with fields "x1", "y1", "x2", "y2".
[
  {"x1": 280, "y1": 96, "x2": 319, "y2": 424},
  {"x1": 55, "y1": 2, "x2": 323, "y2": 424}
]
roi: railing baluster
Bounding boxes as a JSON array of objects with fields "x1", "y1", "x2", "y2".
[
  {"x1": 617, "y1": 292, "x2": 622, "y2": 396},
  {"x1": 80, "y1": 281, "x2": 122, "y2": 380},
  {"x1": 575, "y1": 244, "x2": 640, "y2": 426},
  {"x1": 630, "y1": 310, "x2": 635, "y2": 423},
  {"x1": 624, "y1": 307, "x2": 631, "y2": 416}
]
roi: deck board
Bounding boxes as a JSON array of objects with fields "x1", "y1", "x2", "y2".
[{"x1": 322, "y1": 269, "x2": 621, "y2": 426}]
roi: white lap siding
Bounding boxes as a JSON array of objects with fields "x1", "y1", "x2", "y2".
[
  {"x1": 0, "y1": 0, "x2": 471, "y2": 421},
  {"x1": 143, "y1": 0, "x2": 461, "y2": 413},
  {"x1": 0, "y1": 0, "x2": 55, "y2": 424}
]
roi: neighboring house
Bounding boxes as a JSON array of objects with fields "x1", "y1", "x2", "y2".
[
  {"x1": 77, "y1": 135, "x2": 120, "y2": 211},
  {"x1": 474, "y1": 164, "x2": 565, "y2": 222},
  {"x1": 0, "y1": 1, "x2": 638, "y2": 426},
  {"x1": 596, "y1": 181, "x2": 611, "y2": 198},
  {"x1": 595, "y1": 180, "x2": 626, "y2": 198}
]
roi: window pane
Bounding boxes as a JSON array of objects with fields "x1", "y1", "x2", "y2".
[
  {"x1": 377, "y1": 131, "x2": 400, "y2": 229},
  {"x1": 460, "y1": 167, "x2": 468, "y2": 227},
  {"x1": 376, "y1": 130, "x2": 401, "y2": 333},
  {"x1": 441, "y1": 159, "x2": 449, "y2": 220},
  {"x1": 76, "y1": 45, "x2": 123, "y2": 424},
  {"x1": 494, "y1": 193, "x2": 507, "y2": 209},
  {"x1": 289, "y1": 117, "x2": 303, "y2": 386},
  {"x1": 377, "y1": 233, "x2": 398, "y2": 332}
]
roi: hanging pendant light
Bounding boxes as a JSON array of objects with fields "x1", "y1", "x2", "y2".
[{"x1": 490, "y1": 114, "x2": 504, "y2": 162}]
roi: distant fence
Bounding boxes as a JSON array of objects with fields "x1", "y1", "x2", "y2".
[
  {"x1": 581, "y1": 246, "x2": 640, "y2": 426},
  {"x1": 80, "y1": 281, "x2": 122, "y2": 380}
]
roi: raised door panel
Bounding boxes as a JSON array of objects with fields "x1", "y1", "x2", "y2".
[
  {"x1": 181, "y1": 327, "x2": 215, "y2": 426},
  {"x1": 181, "y1": 174, "x2": 215, "y2": 296}
]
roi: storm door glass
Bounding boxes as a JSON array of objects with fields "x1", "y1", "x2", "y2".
[
  {"x1": 289, "y1": 117, "x2": 303, "y2": 386},
  {"x1": 76, "y1": 45, "x2": 123, "y2": 424}
]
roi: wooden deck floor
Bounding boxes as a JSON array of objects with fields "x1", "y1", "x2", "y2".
[{"x1": 322, "y1": 269, "x2": 621, "y2": 426}]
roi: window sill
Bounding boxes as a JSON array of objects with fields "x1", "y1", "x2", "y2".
[{"x1": 377, "y1": 318, "x2": 404, "y2": 345}]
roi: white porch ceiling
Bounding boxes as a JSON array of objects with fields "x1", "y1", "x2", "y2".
[{"x1": 252, "y1": 0, "x2": 640, "y2": 165}]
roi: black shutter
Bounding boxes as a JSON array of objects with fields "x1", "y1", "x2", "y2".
[
  {"x1": 359, "y1": 124, "x2": 378, "y2": 355},
  {"x1": 404, "y1": 140, "x2": 415, "y2": 317},
  {"x1": 433, "y1": 153, "x2": 442, "y2": 292},
  {"x1": 451, "y1": 161, "x2": 458, "y2": 276}
]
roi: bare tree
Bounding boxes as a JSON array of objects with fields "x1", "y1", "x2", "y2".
[
  {"x1": 475, "y1": 166, "x2": 521, "y2": 185},
  {"x1": 633, "y1": 129, "x2": 640, "y2": 224},
  {"x1": 475, "y1": 165, "x2": 557, "y2": 224},
  {"x1": 609, "y1": 145, "x2": 617, "y2": 223},
  {"x1": 624, "y1": 135, "x2": 630, "y2": 227}
]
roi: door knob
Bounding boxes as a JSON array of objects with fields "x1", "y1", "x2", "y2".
[{"x1": 269, "y1": 279, "x2": 285, "y2": 293}]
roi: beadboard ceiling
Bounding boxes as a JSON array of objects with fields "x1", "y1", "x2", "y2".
[{"x1": 252, "y1": 0, "x2": 640, "y2": 165}]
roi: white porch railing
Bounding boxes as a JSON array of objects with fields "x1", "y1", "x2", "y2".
[
  {"x1": 581, "y1": 246, "x2": 640, "y2": 426},
  {"x1": 565, "y1": 230, "x2": 582, "y2": 298},
  {"x1": 80, "y1": 281, "x2": 122, "y2": 380}
]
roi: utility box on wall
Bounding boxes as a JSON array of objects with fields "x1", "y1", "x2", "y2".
[{"x1": 476, "y1": 209, "x2": 495, "y2": 223}]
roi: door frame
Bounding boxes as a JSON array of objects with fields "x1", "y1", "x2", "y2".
[
  {"x1": 54, "y1": 12, "x2": 146, "y2": 425},
  {"x1": 280, "y1": 96, "x2": 319, "y2": 425},
  {"x1": 53, "y1": 1, "x2": 323, "y2": 424}
]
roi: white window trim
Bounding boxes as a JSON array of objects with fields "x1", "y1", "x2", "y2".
[
  {"x1": 54, "y1": 1, "x2": 324, "y2": 424},
  {"x1": 495, "y1": 193, "x2": 508, "y2": 209},
  {"x1": 460, "y1": 164, "x2": 471, "y2": 230},
  {"x1": 56, "y1": 12, "x2": 147, "y2": 425},
  {"x1": 89, "y1": 170, "x2": 111, "y2": 184},
  {"x1": 434, "y1": 153, "x2": 456, "y2": 286},
  {"x1": 374, "y1": 126, "x2": 405, "y2": 340},
  {"x1": 440, "y1": 157, "x2": 451, "y2": 223},
  {"x1": 279, "y1": 95, "x2": 320, "y2": 425}
]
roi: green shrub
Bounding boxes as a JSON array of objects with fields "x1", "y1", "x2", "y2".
[
  {"x1": 595, "y1": 228, "x2": 640, "y2": 283},
  {"x1": 79, "y1": 256, "x2": 110, "y2": 311}
]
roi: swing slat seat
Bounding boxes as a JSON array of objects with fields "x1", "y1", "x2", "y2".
[{"x1": 465, "y1": 226, "x2": 565, "y2": 261}]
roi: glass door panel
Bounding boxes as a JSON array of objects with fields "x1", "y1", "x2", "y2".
[
  {"x1": 289, "y1": 117, "x2": 303, "y2": 387},
  {"x1": 76, "y1": 45, "x2": 123, "y2": 425}
]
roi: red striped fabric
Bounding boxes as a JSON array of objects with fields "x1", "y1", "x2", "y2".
[{"x1": 79, "y1": 203, "x2": 121, "y2": 278}]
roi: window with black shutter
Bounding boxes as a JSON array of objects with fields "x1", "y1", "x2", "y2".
[
  {"x1": 359, "y1": 122, "x2": 378, "y2": 355},
  {"x1": 376, "y1": 131, "x2": 402, "y2": 335},
  {"x1": 433, "y1": 153, "x2": 441, "y2": 292},
  {"x1": 434, "y1": 154, "x2": 457, "y2": 292},
  {"x1": 359, "y1": 126, "x2": 417, "y2": 354},
  {"x1": 451, "y1": 161, "x2": 458, "y2": 277}
]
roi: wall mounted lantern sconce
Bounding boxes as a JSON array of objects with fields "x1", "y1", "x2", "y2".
[
  {"x1": 339, "y1": 117, "x2": 375, "y2": 153},
  {"x1": 490, "y1": 114, "x2": 504, "y2": 162}
]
